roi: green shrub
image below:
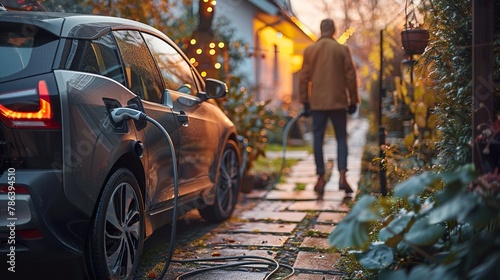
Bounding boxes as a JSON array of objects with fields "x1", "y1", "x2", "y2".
[
  {"x1": 329, "y1": 164, "x2": 500, "y2": 279},
  {"x1": 218, "y1": 82, "x2": 280, "y2": 174},
  {"x1": 421, "y1": 0, "x2": 500, "y2": 171}
]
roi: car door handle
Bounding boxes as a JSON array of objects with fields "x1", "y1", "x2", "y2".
[{"x1": 175, "y1": 110, "x2": 189, "y2": 127}]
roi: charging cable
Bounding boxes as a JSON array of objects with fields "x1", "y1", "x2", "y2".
[
  {"x1": 109, "y1": 106, "x2": 295, "y2": 279},
  {"x1": 263, "y1": 111, "x2": 307, "y2": 190},
  {"x1": 281, "y1": 111, "x2": 306, "y2": 172},
  {"x1": 109, "y1": 107, "x2": 178, "y2": 280}
]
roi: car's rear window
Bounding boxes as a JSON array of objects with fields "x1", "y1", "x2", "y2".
[
  {"x1": 0, "y1": 23, "x2": 58, "y2": 82},
  {"x1": 64, "y1": 32, "x2": 126, "y2": 86}
]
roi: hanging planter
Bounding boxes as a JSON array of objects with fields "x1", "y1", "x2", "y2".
[
  {"x1": 401, "y1": 0, "x2": 428, "y2": 56},
  {"x1": 401, "y1": 28, "x2": 429, "y2": 55}
]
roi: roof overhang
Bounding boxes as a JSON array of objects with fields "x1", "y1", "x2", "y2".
[{"x1": 248, "y1": 0, "x2": 280, "y2": 15}]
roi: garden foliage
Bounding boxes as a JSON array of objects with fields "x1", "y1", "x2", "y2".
[
  {"x1": 343, "y1": 3, "x2": 500, "y2": 276},
  {"x1": 330, "y1": 164, "x2": 500, "y2": 279},
  {"x1": 422, "y1": 0, "x2": 500, "y2": 171}
]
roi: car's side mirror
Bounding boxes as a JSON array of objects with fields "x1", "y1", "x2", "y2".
[{"x1": 205, "y1": 78, "x2": 228, "y2": 99}]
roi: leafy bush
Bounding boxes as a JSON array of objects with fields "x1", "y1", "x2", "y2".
[
  {"x1": 218, "y1": 82, "x2": 280, "y2": 174},
  {"x1": 329, "y1": 164, "x2": 500, "y2": 279},
  {"x1": 421, "y1": 0, "x2": 500, "y2": 171}
]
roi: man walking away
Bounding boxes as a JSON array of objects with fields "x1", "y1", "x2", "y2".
[{"x1": 299, "y1": 18, "x2": 360, "y2": 199}]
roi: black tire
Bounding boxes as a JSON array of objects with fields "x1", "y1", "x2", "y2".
[
  {"x1": 89, "y1": 168, "x2": 144, "y2": 280},
  {"x1": 198, "y1": 140, "x2": 240, "y2": 222}
]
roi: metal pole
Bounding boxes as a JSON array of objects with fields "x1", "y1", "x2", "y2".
[
  {"x1": 472, "y1": 0, "x2": 494, "y2": 173},
  {"x1": 379, "y1": 29, "x2": 387, "y2": 196}
]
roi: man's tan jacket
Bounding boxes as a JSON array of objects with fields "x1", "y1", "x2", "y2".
[{"x1": 299, "y1": 36, "x2": 359, "y2": 111}]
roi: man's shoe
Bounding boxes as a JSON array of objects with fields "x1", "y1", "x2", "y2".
[
  {"x1": 340, "y1": 182, "x2": 353, "y2": 194},
  {"x1": 314, "y1": 177, "x2": 326, "y2": 200}
]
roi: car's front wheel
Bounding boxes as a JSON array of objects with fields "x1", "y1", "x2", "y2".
[
  {"x1": 199, "y1": 140, "x2": 240, "y2": 222},
  {"x1": 89, "y1": 168, "x2": 144, "y2": 279}
]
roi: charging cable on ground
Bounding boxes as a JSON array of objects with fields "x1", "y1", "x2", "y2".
[{"x1": 109, "y1": 107, "x2": 295, "y2": 280}]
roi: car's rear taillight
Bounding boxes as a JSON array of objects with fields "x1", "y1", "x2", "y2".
[
  {"x1": 0, "y1": 185, "x2": 30, "y2": 194},
  {"x1": 0, "y1": 80, "x2": 60, "y2": 129}
]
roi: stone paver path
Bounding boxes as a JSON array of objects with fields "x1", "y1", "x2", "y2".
[{"x1": 139, "y1": 118, "x2": 367, "y2": 279}]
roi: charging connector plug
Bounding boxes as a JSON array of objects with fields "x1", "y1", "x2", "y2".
[{"x1": 109, "y1": 107, "x2": 146, "y2": 122}]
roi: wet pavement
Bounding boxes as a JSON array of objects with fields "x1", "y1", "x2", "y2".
[{"x1": 135, "y1": 118, "x2": 368, "y2": 280}]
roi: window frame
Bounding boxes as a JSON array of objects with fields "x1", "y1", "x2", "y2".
[
  {"x1": 141, "y1": 31, "x2": 202, "y2": 97},
  {"x1": 112, "y1": 29, "x2": 164, "y2": 104}
]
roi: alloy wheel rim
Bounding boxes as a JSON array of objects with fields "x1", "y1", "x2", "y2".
[
  {"x1": 104, "y1": 182, "x2": 142, "y2": 278},
  {"x1": 218, "y1": 148, "x2": 239, "y2": 214}
]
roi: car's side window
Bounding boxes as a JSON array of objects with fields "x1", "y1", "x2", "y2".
[
  {"x1": 113, "y1": 30, "x2": 163, "y2": 103},
  {"x1": 65, "y1": 32, "x2": 125, "y2": 86},
  {"x1": 142, "y1": 33, "x2": 197, "y2": 96}
]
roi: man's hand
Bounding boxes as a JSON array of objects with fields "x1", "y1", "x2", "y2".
[
  {"x1": 348, "y1": 104, "x2": 357, "y2": 115},
  {"x1": 302, "y1": 103, "x2": 312, "y2": 117}
]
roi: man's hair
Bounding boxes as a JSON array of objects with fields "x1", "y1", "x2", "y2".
[{"x1": 320, "y1": 19, "x2": 335, "y2": 37}]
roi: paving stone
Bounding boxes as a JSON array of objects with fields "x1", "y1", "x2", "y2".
[
  {"x1": 284, "y1": 176, "x2": 319, "y2": 185},
  {"x1": 274, "y1": 183, "x2": 299, "y2": 191},
  {"x1": 267, "y1": 150, "x2": 310, "y2": 159},
  {"x1": 288, "y1": 162, "x2": 315, "y2": 169},
  {"x1": 292, "y1": 251, "x2": 341, "y2": 272},
  {"x1": 243, "y1": 189, "x2": 268, "y2": 199},
  {"x1": 229, "y1": 222, "x2": 296, "y2": 234},
  {"x1": 187, "y1": 248, "x2": 277, "y2": 259},
  {"x1": 183, "y1": 270, "x2": 268, "y2": 280},
  {"x1": 265, "y1": 190, "x2": 317, "y2": 201},
  {"x1": 273, "y1": 183, "x2": 316, "y2": 192},
  {"x1": 288, "y1": 273, "x2": 342, "y2": 280},
  {"x1": 339, "y1": 203, "x2": 353, "y2": 211},
  {"x1": 316, "y1": 212, "x2": 346, "y2": 224},
  {"x1": 300, "y1": 237, "x2": 331, "y2": 250},
  {"x1": 205, "y1": 233, "x2": 288, "y2": 247},
  {"x1": 288, "y1": 200, "x2": 349, "y2": 211},
  {"x1": 287, "y1": 171, "x2": 315, "y2": 178},
  {"x1": 323, "y1": 192, "x2": 354, "y2": 203},
  {"x1": 251, "y1": 200, "x2": 292, "y2": 211},
  {"x1": 293, "y1": 161, "x2": 315, "y2": 166},
  {"x1": 312, "y1": 224, "x2": 335, "y2": 234},
  {"x1": 239, "y1": 211, "x2": 307, "y2": 222}
]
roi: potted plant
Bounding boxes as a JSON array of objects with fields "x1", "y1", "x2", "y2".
[
  {"x1": 401, "y1": 1, "x2": 429, "y2": 56},
  {"x1": 401, "y1": 27, "x2": 429, "y2": 56}
]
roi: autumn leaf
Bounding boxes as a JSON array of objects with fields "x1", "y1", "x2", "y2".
[{"x1": 211, "y1": 251, "x2": 221, "y2": 257}]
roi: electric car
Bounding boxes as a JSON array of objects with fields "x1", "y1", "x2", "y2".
[{"x1": 0, "y1": 11, "x2": 242, "y2": 279}]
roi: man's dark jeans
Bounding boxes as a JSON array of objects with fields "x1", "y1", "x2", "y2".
[{"x1": 312, "y1": 109, "x2": 348, "y2": 175}]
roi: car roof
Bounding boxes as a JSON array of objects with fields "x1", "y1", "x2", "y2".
[{"x1": 0, "y1": 11, "x2": 167, "y2": 40}]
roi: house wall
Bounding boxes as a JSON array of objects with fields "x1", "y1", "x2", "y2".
[
  {"x1": 255, "y1": 22, "x2": 294, "y2": 106},
  {"x1": 215, "y1": 0, "x2": 312, "y2": 108},
  {"x1": 215, "y1": 1, "x2": 258, "y2": 88}
]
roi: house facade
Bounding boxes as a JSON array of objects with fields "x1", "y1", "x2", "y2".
[{"x1": 215, "y1": 0, "x2": 316, "y2": 107}]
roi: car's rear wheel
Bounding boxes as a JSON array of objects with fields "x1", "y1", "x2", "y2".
[
  {"x1": 89, "y1": 168, "x2": 144, "y2": 279},
  {"x1": 199, "y1": 140, "x2": 240, "y2": 222}
]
